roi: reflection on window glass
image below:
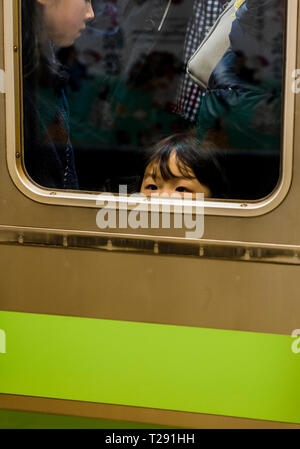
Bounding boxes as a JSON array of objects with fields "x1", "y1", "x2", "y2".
[{"x1": 22, "y1": 0, "x2": 286, "y2": 200}]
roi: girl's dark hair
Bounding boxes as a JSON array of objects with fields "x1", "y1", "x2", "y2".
[
  {"x1": 143, "y1": 133, "x2": 229, "y2": 198},
  {"x1": 22, "y1": 0, "x2": 68, "y2": 88}
]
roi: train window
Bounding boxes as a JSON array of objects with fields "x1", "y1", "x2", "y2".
[{"x1": 20, "y1": 0, "x2": 287, "y2": 204}]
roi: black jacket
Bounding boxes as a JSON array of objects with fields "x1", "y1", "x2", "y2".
[
  {"x1": 197, "y1": 0, "x2": 285, "y2": 151},
  {"x1": 23, "y1": 55, "x2": 79, "y2": 190}
]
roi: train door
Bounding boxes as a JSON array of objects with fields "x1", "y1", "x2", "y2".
[{"x1": 0, "y1": 0, "x2": 300, "y2": 428}]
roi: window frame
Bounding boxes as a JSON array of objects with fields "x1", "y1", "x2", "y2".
[{"x1": 3, "y1": 0, "x2": 298, "y2": 218}]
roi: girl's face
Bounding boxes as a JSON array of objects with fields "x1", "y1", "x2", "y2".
[
  {"x1": 38, "y1": 0, "x2": 95, "y2": 47},
  {"x1": 141, "y1": 152, "x2": 211, "y2": 198}
]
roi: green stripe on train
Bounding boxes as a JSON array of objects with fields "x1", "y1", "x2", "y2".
[{"x1": 0, "y1": 311, "x2": 300, "y2": 423}]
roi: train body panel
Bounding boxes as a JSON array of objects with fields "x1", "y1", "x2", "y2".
[{"x1": 1, "y1": 0, "x2": 300, "y2": 428}]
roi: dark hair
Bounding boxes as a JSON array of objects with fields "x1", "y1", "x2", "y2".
[
  {"x1": 143, "y1": 134, "x2": 228, "y2": 198},
  {"x1": 21, "y1": 0, "x2": 38, "y2": 78},
  {"x1": 21, "y1": 0, "x2": 78, "y2": 190},
  {"x1": 21, "y1": 0, "x2": 68, "y2": 88}
]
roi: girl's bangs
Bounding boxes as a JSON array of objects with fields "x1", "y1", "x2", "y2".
[{"x1": 150, "y1": 150, "x2": 195, "y2": 181}]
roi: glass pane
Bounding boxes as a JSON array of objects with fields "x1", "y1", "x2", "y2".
[{"x1": 21, "y1": 0, "x2": 286, "y2": 200}]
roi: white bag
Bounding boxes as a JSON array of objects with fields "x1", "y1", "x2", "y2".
[{"x1": 187, "y1": 0, "x2": 236, "y2": 89}]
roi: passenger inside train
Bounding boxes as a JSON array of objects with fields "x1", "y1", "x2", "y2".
[
  {"x1": 140, "y1": 133, "x2": 228, "y2": 199},
  {"x1": 20, "y1": 0, "x2": 286, "y2": 201},
  {"x1": 196, "y1": 0, "x2": 284, "y2": 152},
  {"x1": 22, "y1": 0, "x2": 95, "y2": 189}
]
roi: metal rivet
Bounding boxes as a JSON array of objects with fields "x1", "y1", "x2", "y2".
[
  {"x1": 63, "y1": 236, "x2": 68, "y2": 248},
  {"x1": 16, "y1": 152, "x2": 21, "y2": 158},
  {"x1": 13, "y1": 46, "x2": 18, "y2": 52},
  {"x1": 17, "y1": 235, "x2": 24, "y2": 244},
  {"x1": 199, "y1": 247, "x2": 205, "y2": 257}
]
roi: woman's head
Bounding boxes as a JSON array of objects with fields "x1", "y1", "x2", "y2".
[
  {"x1": 22, "y1": 0, "x2": 94, "y2": 82},
  {"x1": 140, "y1": 134, "x2": 228, "y2": 198},
  {"x1": 37, "y1": 0, "x2": 94, "y2": 47}
]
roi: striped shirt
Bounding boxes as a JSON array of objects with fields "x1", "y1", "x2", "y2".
[{"x1": 175, "y1": 0, "x2": 227, "y2": 122}]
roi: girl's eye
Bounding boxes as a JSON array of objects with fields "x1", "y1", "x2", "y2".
[
  {"x1": 145, "y1": 184, "x2": 158, "y2": 191},
  {"x1": 176, "y1": 186, "x2": 191, "y2": 193}
]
